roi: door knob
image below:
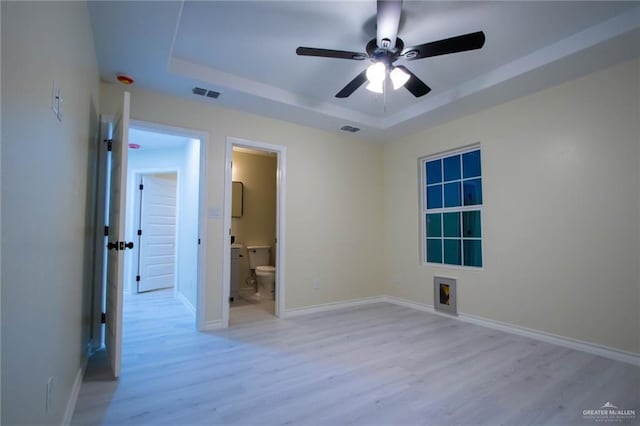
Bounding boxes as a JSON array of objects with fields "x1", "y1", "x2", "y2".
[{"x1": 107, "y1": 241, "x2": 134, "y2": 250}]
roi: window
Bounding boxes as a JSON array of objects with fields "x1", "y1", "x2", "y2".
[{"x1": 422, "y1": 147, "x2": 483, "y2": 268}]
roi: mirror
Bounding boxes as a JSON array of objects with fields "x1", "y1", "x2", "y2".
[{"x1": 232, "y1": 181, "x2": 244, "y2": 218}]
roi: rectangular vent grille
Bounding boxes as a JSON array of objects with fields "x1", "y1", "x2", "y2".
[
  {"x1": 193, "y1": 87, "x2": 220, "y2": 99},
  {"x1": 340, "y1": 125, "x2": 360, "y2": 133}
]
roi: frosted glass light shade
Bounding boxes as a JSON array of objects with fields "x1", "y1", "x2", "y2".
[
  {"x1": 366, "y1": 62, "x2": 386, "y2": 84},
  {"x1": 365, "y1": 81, "x2": 383, "y2": 93},
  {"x1": 390, "y1": 66, "x2": 410, "y2": 90}
]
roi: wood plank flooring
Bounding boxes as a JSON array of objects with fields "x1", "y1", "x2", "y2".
[{"x1": 72, "y1": 290, "x2": 639, "y2": 425}]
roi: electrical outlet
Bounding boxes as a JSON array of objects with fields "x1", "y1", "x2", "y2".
[
  {"x1": 46, "y1": 377, "x2": 53, "y2": 412},
  {"x1": 312, "y1": 278, "x2": 320, "y2": 290}
]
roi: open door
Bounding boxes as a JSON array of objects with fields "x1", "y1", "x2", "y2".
[{"x1": 104, "y1": 91, "x2": 131, "y2": 378}]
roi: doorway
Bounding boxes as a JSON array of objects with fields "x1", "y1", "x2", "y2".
[
  {"x1": 223, "y1": 137, "x2": 287, "y2": 327},
  {"x1": 123, "y1": 123, "x2": 205, "y2": 319}
]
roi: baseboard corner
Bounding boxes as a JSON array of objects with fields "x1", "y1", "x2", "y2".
[
  {"x1": 201, "y1": 319, "x2": 225, "y2": 330},
  {"x1": 176, "y1": 291, "x2": 196, "y2": 316}
]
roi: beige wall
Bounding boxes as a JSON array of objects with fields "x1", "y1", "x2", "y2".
[
  {"x1": 100, "y1": 83, "x2": 386, "y2": 322},
  {"x1": 383, "y1": 59, "x2": 640, "y2": 353},
  {"x1": 1, "y1": 1, "x2": 100, "y2": 423},
  {"x1": 231, "y1": 151, "x2": 277, "y2": 286}
]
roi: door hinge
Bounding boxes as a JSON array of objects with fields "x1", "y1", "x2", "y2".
[
  {"x1": 101, "y1": 312, "x2": 106, "y2": 324},
  {"x1": 104, "y1": 226, "x2": 109, "y2": 237},
  {"x1": 136, "y1": 275, "x2": 140, "y2": 282},
  {"x1": 198, "y1": 238, "x2": 201, "y2": 245},
  {"x1": 104, "y1": 139, "x2": 113, "y2": 152},
  {"x1": 139, "y1": 183, "x2": 144, "y2": 190},
  {"x1": 137, "y1": 229, "x2": 142, "y2": 236}
]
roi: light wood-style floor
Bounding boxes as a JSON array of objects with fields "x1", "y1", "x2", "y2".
[{"x1": 72, "y1": 290, "x2": 639, "y2": 425}]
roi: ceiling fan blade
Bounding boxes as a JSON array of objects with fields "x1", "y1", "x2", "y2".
[
  {"x1": 296, "y1": 47, "x2": 367, "y2": 60},
  {"x1": 335, "y1": 69, "x2": 368, "y2": 98},
  {"x1": 395, "y1": 66, "x2": 431, "y2": 97},
  {"x1": 377, "y1": 0, "x2": 403, "y2": 49},
  {"x1": 402, "y1": 31, "x2": 486, "y2": 60}
]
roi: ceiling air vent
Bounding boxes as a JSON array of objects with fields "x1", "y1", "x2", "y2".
[
  {"x1": 340, "y1": 125, "x2": 360, "y2": 133},
  {"x1": 192, "y1": 87, "x2": 220, "y2": 99}
]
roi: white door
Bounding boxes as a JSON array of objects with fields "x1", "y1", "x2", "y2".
[
  {"x1": 136, "y1": 174, "x2": 177, "y2": 293},
  {"x1": 105, "y1": 91, "x2": 130, "y2": 378}
]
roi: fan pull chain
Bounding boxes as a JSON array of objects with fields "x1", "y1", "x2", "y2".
[{"x1": 383, "y1": 76, "x2": 388, "y2": 114}]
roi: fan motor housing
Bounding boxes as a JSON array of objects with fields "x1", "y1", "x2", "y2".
[{"x1": 366, "y1": 37, "x2": 404, "y2": 63}]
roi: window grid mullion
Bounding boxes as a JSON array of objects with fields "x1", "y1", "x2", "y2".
[{"x1": 422, "y1": 147, "x2": 482, "y2": 268}]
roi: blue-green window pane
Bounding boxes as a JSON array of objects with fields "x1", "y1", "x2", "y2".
[
  {"x1": 443, "y1": 212, "x2": 461, "y2": 237},
  {"x1": 426, "y1": 160, "x2": 442, "y2": 184},
  {"x1": 463, "y1": 179, "x2": 483, "y2": 205},
  {"x1": 426, "y1": 214, "x2": 442, "y2": 237},
  {"x1": 427, "y1": 185, "x2": 442, "y2": 209},
  {"x1": 444, "y1": 240, "x2": 462, "y2": 265},
  {"x1": 443, "y1": 155, "x2": 461, "y2": 182},
  {"x1": 462, "y1": 210, "x2": 481, "y2": 238},
  {"x1": 427, "y1": 239, "x2": 442, "y2": 263},
  {"x1": 444, "y1": 182, "x2": 461, "y2": 207},
  {"x1": 463, "y1": 239, "x2": 483, "y2": 267},
  {"x1": 463, "y1": 150, "x2": 481, "y2": 178}
]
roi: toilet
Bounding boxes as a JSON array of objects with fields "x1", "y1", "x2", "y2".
[{"x1": 246, "y1": 245, "x2": 276, "y2": 300}]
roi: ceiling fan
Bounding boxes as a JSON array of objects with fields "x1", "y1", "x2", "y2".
[{"x1": 296, "y1": 0, "x2": 485, "y2": 98}]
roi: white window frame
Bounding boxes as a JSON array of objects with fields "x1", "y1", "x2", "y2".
[{"x1": 420, "y1": 144, "x2": 484, "y2": 270}]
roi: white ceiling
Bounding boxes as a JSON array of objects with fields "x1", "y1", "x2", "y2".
[
  {"x1": 89, "y1": 1, "x2": 640, "y2": 142},
  {"x1": 129, "y1": 127, "x2": 190, "y2": 151}
]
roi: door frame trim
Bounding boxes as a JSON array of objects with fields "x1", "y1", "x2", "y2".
[
  {"x1": 222, "y1": 136, "x2": 287, "y2": 326},
  {"x1": 90, "y1": 115, "x2": 112, "y2": 352}
]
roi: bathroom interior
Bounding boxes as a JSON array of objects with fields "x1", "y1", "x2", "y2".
[{"x1": 230, "y1": 146, "x2": 278, "y2": 322}]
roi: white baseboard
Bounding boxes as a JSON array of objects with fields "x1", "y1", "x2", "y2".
[
  {"x1": 283, "y1": 296, "x2": 386, "y2": 318},
  {"x1": 61, "y1": 364, "x2": 85, "y2": 426},
  {"x1": 384, "y1": 295, "x2": 640, "y2": 367},
  {"x1": 201, "y1": 319, "x2": 225, "y2": 330},
  {"x1": 176, "y1": 292, "x2": 196, "y2": 316}
]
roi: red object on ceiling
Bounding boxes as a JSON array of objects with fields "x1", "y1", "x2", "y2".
[{"x1": 117, "y1": 74, "x2": 134, "y2": 85}]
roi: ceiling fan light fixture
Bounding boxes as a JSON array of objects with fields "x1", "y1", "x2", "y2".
[
  {"x1": 390, "y1": 66, "x2": 410, "y2": 90},
  {"x1": 366, "y1": 62, "x2": 386, "y2": 84},
  {"x1": 366, "y1": 80, "x2": 384, "y2": 94}
]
